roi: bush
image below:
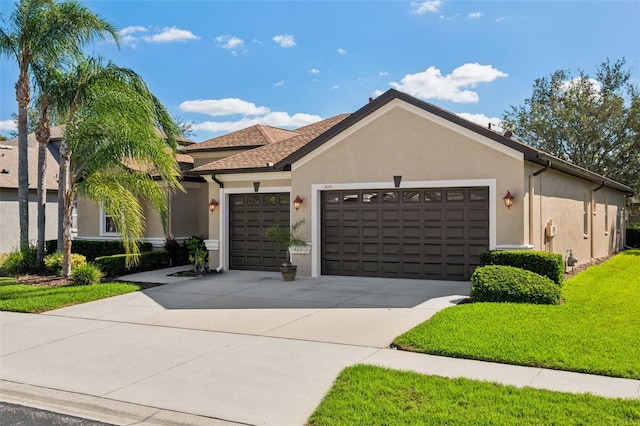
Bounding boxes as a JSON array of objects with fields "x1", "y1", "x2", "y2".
[
  {"x1": 72, "y1": 263, "x2": 104, "y2": 286},
  {"x1": 1, "y1": 247, "x2": 37, "y2": 276},
  {"x1": 45, "y1": 240, "x2": 154, "y2": 260},
  {"x1": 94, "y1": 250, "x2": 170, "y2": 277},
  {"x1": 164, "y1": 237, "x2": 188, "y2": 266},
  {"x1": 44, "y1": 252, "x2": 87, "y2": 276},
  {"x1": 627, "y1": 228, "x2": 640, "y2": 248},
  {"x1": 480, "y1": 250, "x2": 564, "y2": 285},
  {"x1": 471, "y1": 265, "x2": 561, "y2": 305}
]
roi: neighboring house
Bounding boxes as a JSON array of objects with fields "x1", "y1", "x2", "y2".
[
  {"x1": 629, "y1": 197, "x2": 640, "y2": 227},
  {"x1": 0, "y1": 128, "x2": 64, "y2": 254},
  {"x1": 181, "y1": 89, "x2": 632, "y2": 281},
  {"x1": 75, "y1": 134, "x2": 207, "y2": 248}
]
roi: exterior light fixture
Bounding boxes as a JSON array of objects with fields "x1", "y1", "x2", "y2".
[
  {"x1": 208, "y1": 198, "x2": 219, "y2": 213},
  {"x1": 503, "y1": 190, "x2": 514, "y2": 209},
  {"x1": 293, "y1": 195, "x2": 303, "y2": 211}
]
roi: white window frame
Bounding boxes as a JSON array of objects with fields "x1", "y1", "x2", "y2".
[{"x1": 100, "y1": 205, "x2": 118, "y2": 236}]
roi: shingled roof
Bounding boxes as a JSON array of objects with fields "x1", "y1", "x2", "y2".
[
  {"x1": 190, "y1": 114, "x2": 350, "y2": 173},
  {"x1": 185, "y1": 124, "x2": 299, "y2": 153}
]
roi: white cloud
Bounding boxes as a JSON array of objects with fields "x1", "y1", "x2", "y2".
[
  {"x1": 496, "y1": 16, "x2": 507, "y2": 22},
  {"x1": 457, "y1": 113, "x2": 503, "y2": 132},
  {"x1": 468, "y1": 12, "x2": 482, "y2": 19},
  {"x1": 273, "y1": 34, "x2": 296, "y2": 48},
  {"x1": 309, "y1": 68, "x2": 320, "y2": 74},
  {"x1": 0, "y1": 119, "x2": 17, "y2": 132},
  {"x1": 144, "y1": 26, "x2": 200, "y2": 43},
  {"x1": 119, "y1": 26, "x2": 147, "y2": 36},
  {"x1": 331, "y1": 85, "x2": 340, "y2": 90},
  {"x1": 192, "y1": 112, "x2": 322, "y2": 134},
  {"x1": 389, "y1": 63, "x2": 508, "y2": 103},
  {"x1": 274, "y1": 80, "x2": 285, "y2": 87},
  {"x1": 215, "y1": 35, "x2": 244, "y2": 50},
  {"x1": 379, "y1": 71, "x2": 389, "y2": 76},
  {"x1": 410, "y1": 1, "x2": 443, "y2": 15},
  {"x1": 337, "y1": 48, "x2": 348, "y2": 55},
  {"x1": 179, "y1": 98, "x2": 270, "y2": 117}
]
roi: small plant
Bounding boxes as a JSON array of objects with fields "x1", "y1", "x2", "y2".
[
  {"x1": 72, "y1": 263, "x2": 104, "y2": 286},
  {"x1": 185, "y1": 236, "x2": 208, "y2": 274},
  {"x1": 471, "y1": 265, "x2": 561, "y2": 305},
  {"x1": 164, "y1": 236, "x2": 185, "y2": 266},
  {"x1": 44, "y1": 252, "x2": 87, "y2": 276},
  {"x1": 265, "y1": 220, "x2": 307, "y2": 266},
  {"x1": 1, "y1": 247, "x2": 37, "y2": 276}
]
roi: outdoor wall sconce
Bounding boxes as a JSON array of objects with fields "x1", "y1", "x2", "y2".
[
  {"x1": 393, "y1": 175, "x2": 402, "y2": 188},
  {"x1": 208, "y1": 198, "x2": 219, "y2": 213},
  {"x1": 253, "y1": 181, "x2": 260, "y2": 193},
  {"x1": 503, "y1": 190, "x2": 514, "y2": 209},
  {"x1": 293, "y1": 195, "x2": 304, "y2": 211}
]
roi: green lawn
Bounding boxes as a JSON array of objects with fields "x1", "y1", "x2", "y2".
[
  {"x1": 394, "y1": 250, "x2": 640, "y2": 379},
  {"x1": 0, "y1": 278, "x2": 141, "y2": 313},
  {"x1": 308, "y1": 365, "x2": 640, "y2": 425}
]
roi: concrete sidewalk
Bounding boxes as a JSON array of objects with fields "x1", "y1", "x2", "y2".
[{"x1": 1, "y1": 269, "x2": 639, "y2": 425}]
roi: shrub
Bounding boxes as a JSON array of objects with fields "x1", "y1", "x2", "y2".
[
  {"x1": 44, "y1": 252, "x2": 87, "y2": 276},
  {"x1": 627, "y1": 228, "x2": 640, "y2": 248},
  {"x1": 72, "y1": 263, "x2": 104, "y2": 286},
  {"x1": 1, "y1": 247, "x2": 37, "y2": 276},
  {"x1": 45, "y1": 240, "x2": 154, "y2": 260},
  {"x1": 185, "y1": 236, "x2": 208, "y2": 274},
  {"x1": 471, "y1": 265, "x2": 561, "y2": 305},
  {"x1": 480, "y1": 250, "x2": 564, "y2": 285},
  {"x1": 164, "y1": 237, "x2": 188, "y2": 266},
  {"x1": 94, "y1": 250, "x2": 170, "y2": 277}
]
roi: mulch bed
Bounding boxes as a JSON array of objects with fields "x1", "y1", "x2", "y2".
[
  {"x1": 564, "y1": 254, "x2": 613, "y2": 280},
  {"x1": 16, "y1": 274, "x2": 165, "y2": 290}
]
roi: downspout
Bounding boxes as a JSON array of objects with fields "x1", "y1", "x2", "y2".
[
  {"x1": 211, "y1": 174, "x2": 225, "y2": 272},
  {"x1": 591, "y1": 182, "x2": 606, "y2": 259},
  {"x1": 530, "y1": 161, "x2": 551, "y2": 247}
]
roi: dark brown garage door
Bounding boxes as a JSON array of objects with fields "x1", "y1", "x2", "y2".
[
  {"x1": 321, "y1": 187, "x2": 489, "y2": 280},
  {"x1": 229, "y1": 193, "x2": 290, "y2": 271}
]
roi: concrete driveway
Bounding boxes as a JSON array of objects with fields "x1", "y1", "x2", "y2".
[{"x1": 0, "y1": 270, "x2": 469, "y2": 425}]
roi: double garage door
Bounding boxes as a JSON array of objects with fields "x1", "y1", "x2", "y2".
[
  {"x1": 322, "y1": 187, "x2": 489, "y2": 280},
  {"x1": 229, "y1": 187, "x2": 489, "y2": 280}
]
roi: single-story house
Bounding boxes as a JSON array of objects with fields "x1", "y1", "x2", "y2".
[
  {"x1": 77, "y1": 89, "x2": 633, "y2": 280},
  {"x1": 75, "y1": 133, "x2": 204, "y2": 248},
  {"x1": 0, "y1": 129, "x2": 64, "y2": 253}
]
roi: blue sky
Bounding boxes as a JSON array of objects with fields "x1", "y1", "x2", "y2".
[{"x1": 1, "y1": 0, "x2": 639, "y2": 142}]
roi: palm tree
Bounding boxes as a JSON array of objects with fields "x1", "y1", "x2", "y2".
[
  {"x1": 0, "y1": 0, "x2": 118, "y2": 252},
  {"x1": 50, "y1": 58, "x2": 183, "y2": 277}
]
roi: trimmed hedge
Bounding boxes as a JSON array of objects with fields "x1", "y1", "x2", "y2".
[
  {"x1": 627, "y1": 228, "x2": 640, "y2": 248},
  {"x1": 46, "y1": 240, "x2": 154, "y2": 260},
  {"x1": 480, "y1": 250, "x2": 564, "y2": 285},
  {"x1": 94, "y1": 250, "x2": 170, "y2": 277},
  {"x1": 471, "y1": 265, "x2": 561, "y2": 305}
]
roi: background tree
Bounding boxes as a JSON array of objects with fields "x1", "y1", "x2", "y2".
[
  {"x1": 0, "y1": 0, "x2": 117, "y2": 251},
  {"x1": 502, "y1": 58, "x2": 640, "y2": 195},
  {"x1": 50, "y1": 58, "x2": 183, "y2": 277}
]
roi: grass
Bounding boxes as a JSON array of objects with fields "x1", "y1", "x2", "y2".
[
  {"x1": 0, "y1": 277, "x2": 141, "y2": 313},
  {"x1": 308, "y1": 365, "x2": 640, "y2": 425},
  {"x1": 394, "y1": 250, "x2": 640, "y2": 379}
]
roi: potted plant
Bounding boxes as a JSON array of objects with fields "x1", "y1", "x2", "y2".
[{"x1": 265, "y1": 220, "x2": 307, "y2": 281}]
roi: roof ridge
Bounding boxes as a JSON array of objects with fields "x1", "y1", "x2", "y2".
[{"x1": 254, "y1": 124, "x2": 299, "y2": 143}]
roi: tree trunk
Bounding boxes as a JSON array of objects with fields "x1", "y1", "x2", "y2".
[
  {"x1": 16, "y1": 73, "x2": 30, "y2": 251},
  {"x1": 35, "y1": 121, "x2": 50, "y2": 268},
  {"x1": 57, "y1": 142, "x2": 67, "y2": 252},
  {"x1": 59, "y1": 141, "x2": 73, "y2": 278}
]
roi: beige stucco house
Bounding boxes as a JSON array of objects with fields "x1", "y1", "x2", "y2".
[
  {"x1": 76, "y1": 89, "x2": 633, "y2": 280},
  {"x1": 0, "y1": 129, "x2": 64, "y2": 253}
]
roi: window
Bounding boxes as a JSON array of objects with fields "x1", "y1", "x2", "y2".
[
  {"x1": 604, "y1": 194, "x2": 609, "y2": 234},
  {"x1": 583, "y1": 191, "x2": 589, "y2": 238},
  {"x1": 102, "y1": 208, "x2": 117, "y2": 235}
]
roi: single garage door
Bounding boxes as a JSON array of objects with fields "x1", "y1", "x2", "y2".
[
  {"x1": 229, "y1": 193, "x2": 290, "y2": 271},
  {"x1": 321, "y1": 187, "x2": 489, "y2": 280}
]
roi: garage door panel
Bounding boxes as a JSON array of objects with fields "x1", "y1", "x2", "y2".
[
  {"x1": 229, "y1": 193, "x2": 289, "y2": 272},
  {"x1": 322, "y1": 187, "x2": 489, "y2": 280}
]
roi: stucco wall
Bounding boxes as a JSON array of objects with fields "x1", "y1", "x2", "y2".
[
  {"x1": 170, "y1": 182, "x2": 208, "y2": 238},
  {"x1": 291, "y1": 103, "x2": 525, "y2": 276},
  {"x1": 525, "y1": 162, "x2": 626, "y2": 267},
  {"x1": 0, "y1": 189, "x2": 59, "y2": 253}
]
